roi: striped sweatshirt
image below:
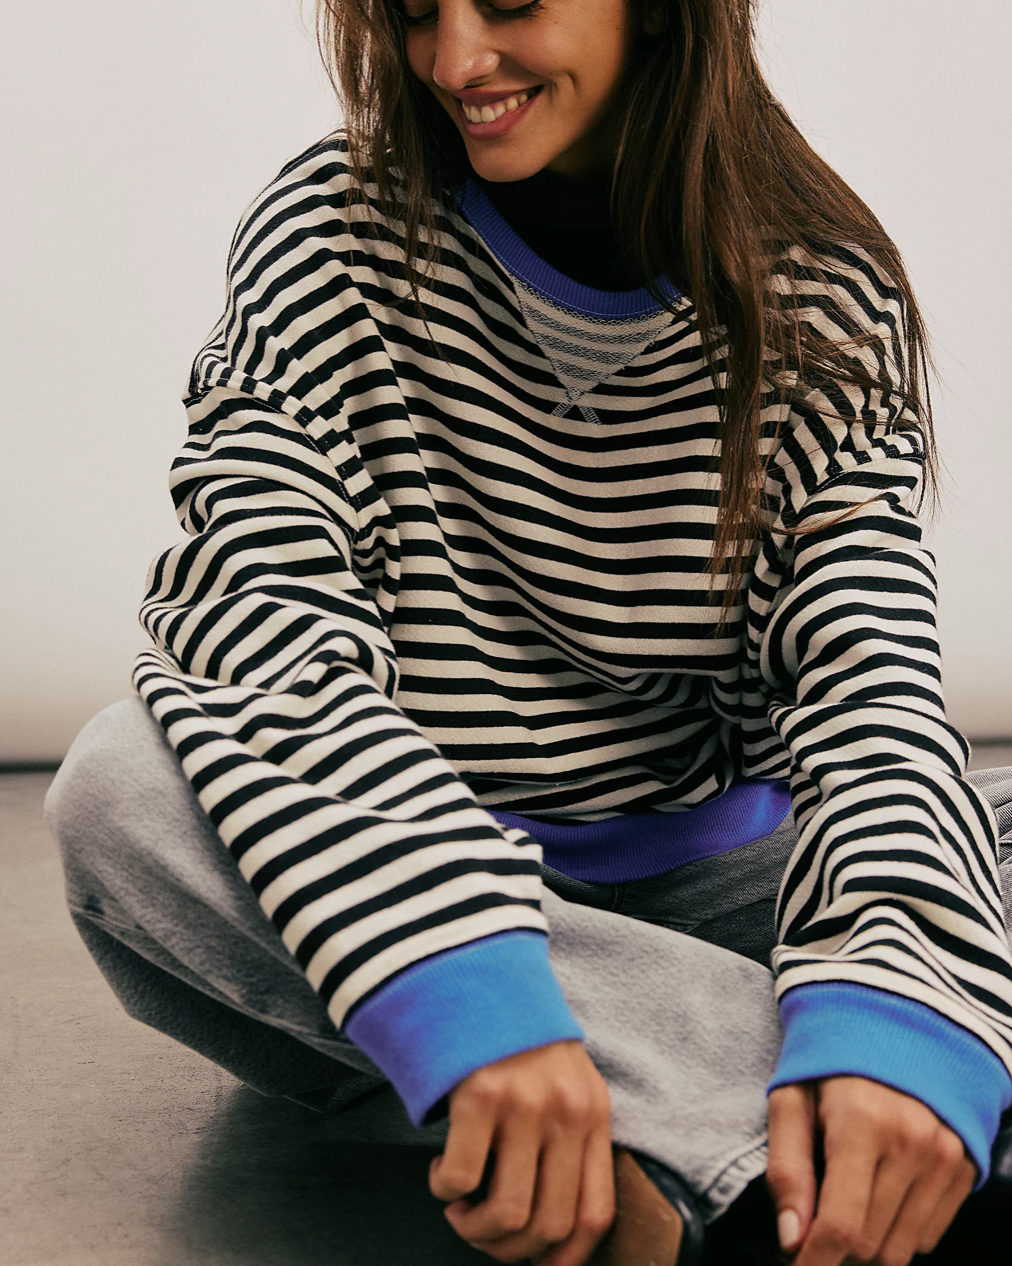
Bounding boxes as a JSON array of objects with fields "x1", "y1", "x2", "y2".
[{"x1": 135, "y1": 134, "x2": 1012, "y2": 1173}]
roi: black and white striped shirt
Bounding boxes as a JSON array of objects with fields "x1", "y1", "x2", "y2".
[{"x1": 135, "y1": 135, "x2": 1012, "y2": 1150}]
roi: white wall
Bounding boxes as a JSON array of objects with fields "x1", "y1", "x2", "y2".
[
  {"x1": 1, "y1": 2, "x2": 339, "y2": 761},
  {"x1": 756, "y1": 1, "x2": 1012, "y2": 739},
  {"x1": 1, "y1": 1, "x2": 1009, "y2": 761}
]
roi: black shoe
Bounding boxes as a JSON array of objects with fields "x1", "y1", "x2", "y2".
[
  {"x1": 701, "y1": 1174, "x2": 781, "y2": 1265},
  {"x1": 989, "y1": 1117, "x2": 1012, "y2": 1189}
]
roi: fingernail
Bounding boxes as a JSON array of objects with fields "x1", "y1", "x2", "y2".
[{"x1": 778, "y1": 1209, "x2": 801, "y2": 1250}]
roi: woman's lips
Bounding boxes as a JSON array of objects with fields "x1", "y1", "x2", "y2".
[{"x1": 457, "y1": 86, "x2": 543, "y2": 140}]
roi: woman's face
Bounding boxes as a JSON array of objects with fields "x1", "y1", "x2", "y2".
[{"x1": 403, "y1": 0, "x2": 648, "y2": 183}]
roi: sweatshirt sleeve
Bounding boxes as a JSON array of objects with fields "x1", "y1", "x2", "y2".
[
  {"x1": 133, "y1": 146, "x2": 582, "y2": 1123},
  {"x1": 754, "y1": 244, "x2": 1012, "y2": 1174}
]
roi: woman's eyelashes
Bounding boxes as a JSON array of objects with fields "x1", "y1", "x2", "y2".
[{"x1": 403, "y1": 0, "x2": 545, "y2": 28}]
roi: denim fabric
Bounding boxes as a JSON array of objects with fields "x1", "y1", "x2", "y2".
[
  {"x1": 542, "y1": 779, "x2": 1012, "y2": 961},
  {"x1": 540, "y1": 811, "x2": 798, "y2": 967}
]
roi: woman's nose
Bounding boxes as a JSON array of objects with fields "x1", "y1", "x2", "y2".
[{"x1": 431, "y1": 5, "x2": 501, "y2": 91}]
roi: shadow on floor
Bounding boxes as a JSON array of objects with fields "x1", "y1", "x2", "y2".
[
  {"x1": 0, "y1": 772, "x2": 481, "y2": 1266},
  {"x1": 152, "y1": 1086, "x2": 486, "y2": 1266}
]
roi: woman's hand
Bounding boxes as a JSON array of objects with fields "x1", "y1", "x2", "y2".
[
  {"x1": 429, "y1": 1040, "x2": 615, "y2": 1265},
  {"x1": 767, "y1": 1076, "x2": 976, "y2": 1265}
]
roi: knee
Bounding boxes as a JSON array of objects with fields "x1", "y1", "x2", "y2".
[{"x1": 45, "y1": 697, "x2": 173, "y2": 870}]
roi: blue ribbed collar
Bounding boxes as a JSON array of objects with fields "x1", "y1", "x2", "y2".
[{"x1": 456, "y1": 179, "x2": 681, "y2": 320}]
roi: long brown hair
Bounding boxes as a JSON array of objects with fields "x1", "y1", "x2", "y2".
[{"x1": 315, "y1": 0, "x2": 935, "y2": 604}]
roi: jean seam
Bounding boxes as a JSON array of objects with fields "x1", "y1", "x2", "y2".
[
  {"x1": 69, "y1": 904, "x2": 144, "y2": 937},
  {"x1": 71, "y1": 903, "x2": 356, "y2": 1048}
]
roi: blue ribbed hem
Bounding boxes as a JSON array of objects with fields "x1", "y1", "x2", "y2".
[
  {"x1": 491, "y1": 779, "x2": 792, "y2": 883},
  {"x1": 456, "y1": 180, "x2": 681, "y2": 318},
  {"x1": 770, "y1": 982, "x2": 1012, "y2": 1185},
  {"x1": 344, "y1": 931, "x2": 583, "y2": 1126}
]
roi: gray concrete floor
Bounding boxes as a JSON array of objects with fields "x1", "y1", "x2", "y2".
[
  {"x1": 5, "y1": 746, "x2": 1012, "y2": 1265},
  {"x1": 1, "y1": 771, "x2": 487, "y2": 1266}
]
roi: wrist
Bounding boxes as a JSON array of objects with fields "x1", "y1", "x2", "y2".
[
  {"x1": 344, "y1": 931, "x2": 584, "y2": 1126},
  {"x1": 770, "y1": 982, "x2": 1012, "y2": 1184}
]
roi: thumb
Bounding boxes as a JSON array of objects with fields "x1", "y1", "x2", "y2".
[{"x1": 766, "y1": 1083, "x2": 819, "y2": 1256}]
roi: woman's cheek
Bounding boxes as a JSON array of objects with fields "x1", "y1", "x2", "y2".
[{"x1": 404, "y1": 34, "x2": 435, "y2": 85}]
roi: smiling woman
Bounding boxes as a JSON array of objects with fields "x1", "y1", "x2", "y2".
[
  {"x1": 321, "y1": 0, "x2": 936, "y2": 598},
  {"x1": 43, "y1": 2, "x2": 1012, "y2": 1266},
  {"x1": 401, "y1": 0, "x2": 634, "y2": 171}
]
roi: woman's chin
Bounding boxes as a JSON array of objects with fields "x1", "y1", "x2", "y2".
[
  {"x1": 465, "y1": 144, "x2": 549, "y2": 185},
  {"x1": 462, "y1": 124, "x2": 604, "y2": 186}
]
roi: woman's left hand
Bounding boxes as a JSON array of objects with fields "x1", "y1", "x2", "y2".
[{"x1": 766, "y1": 1075, "x2": 976, "y2": 1266}]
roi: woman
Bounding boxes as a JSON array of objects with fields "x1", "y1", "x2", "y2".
[{"x1": 46, "y1": 1, "x2": 1012, "y2": 1264}]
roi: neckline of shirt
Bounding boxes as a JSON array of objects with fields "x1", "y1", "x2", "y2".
[{"x1": 456, "y1": 179, "x2": 682, "y2": 321}]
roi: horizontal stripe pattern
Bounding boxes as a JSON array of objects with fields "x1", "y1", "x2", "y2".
[{"x1": 135, "y1": 134, "x2": 1012, "y2": 1066}]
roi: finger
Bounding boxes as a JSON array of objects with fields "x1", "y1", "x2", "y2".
[
  {"x1": 445, "y1": 1124, "x2": 541, "y2": 1248},
  {"x1": 537, "y1": 1128, "x2": 616, "y2": 1266},
  {"x1": 766, "y1": 1084, "x2": 818, "y2": 1255},
  {"x1": 465, "y1": 1134, "x2": 585, "y2": 1264},
  {"x1": 430, "y1": 1098, "x2": 497, "y2": 1203},
  {"x1": 859, "y1": 1120, "x2": 969, "y2": 1264},
  {"x1": 850, "y1": 1150, "x2": 921, "y2": 1260},
  {"x1": 793, "y1": 1132, "x2": 878, "y2": 1266},
  {"x1": 523, "y1": 1135, "x2": 585, "y2": 1252},
  {"x1": 917, "y1": 1157, "x2": 976, "y2": 1254},
  {"x1": 875, "y1": 1153, "x2": 973, "y2": 1266}
]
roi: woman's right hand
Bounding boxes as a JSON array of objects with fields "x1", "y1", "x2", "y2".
[{"x1": 429, "y1": 1040, "x2": 615, "y2": 1265}]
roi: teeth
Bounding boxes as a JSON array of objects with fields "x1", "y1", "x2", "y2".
[{"x1": 462, "y1": 90, "x2": 532, "y2": 125}]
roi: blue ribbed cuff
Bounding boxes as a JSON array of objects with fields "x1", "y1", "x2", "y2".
[
  {"x1": 344, "y1": 931, "x2": 584, "y2": 1126},
  {"x1": 770, "y1": 982, "x2": 1012, "y2": 1184}
]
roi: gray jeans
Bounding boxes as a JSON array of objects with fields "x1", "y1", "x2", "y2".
[{"x1": 45, "y1": 699, "x2": 1012, "y2": 1221}]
